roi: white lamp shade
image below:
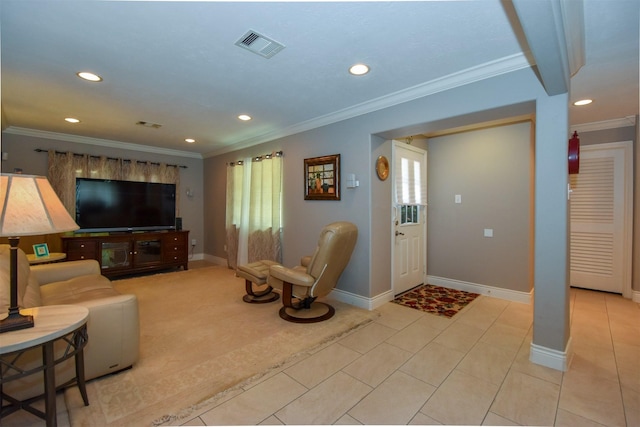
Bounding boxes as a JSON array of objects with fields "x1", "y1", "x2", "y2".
[{"x1": 0, "y1": 174, "x2": 79, "y2": 236}]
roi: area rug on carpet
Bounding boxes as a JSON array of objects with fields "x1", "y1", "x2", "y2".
[
  {"x1": 63, "y1": 265, "x2": 378, "y2": 426},
  {"x1": 392, "y1": 284, "x2": 479, "y2": 318}
]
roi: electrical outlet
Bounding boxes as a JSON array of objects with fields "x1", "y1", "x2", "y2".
[{"x1": 191, "y1": 238, "x2": 197, "y2": 246}]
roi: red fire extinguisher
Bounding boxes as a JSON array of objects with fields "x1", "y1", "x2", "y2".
[{"x1": 568, "y1": 131, "x2": 580, "y2": 174}]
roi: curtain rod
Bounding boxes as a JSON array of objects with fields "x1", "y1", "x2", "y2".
[
  {"x1": 227, "y1": 150, "x2": 283, "y2": 166},
  {"x1": 34, "y1": 149, "x2": 187, "y2": 168}
]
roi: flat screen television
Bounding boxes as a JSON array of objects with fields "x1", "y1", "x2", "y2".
[{"x1": 75, "y1": 177, "x2": 176, "y2": 233}]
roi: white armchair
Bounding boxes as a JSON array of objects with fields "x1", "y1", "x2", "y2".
[
  {"x1": 267, "y1": 221, "x2": 358, "y2": 323},
  {"x1": 0, "y1": 245, "x2": 139, "y2": 400}
]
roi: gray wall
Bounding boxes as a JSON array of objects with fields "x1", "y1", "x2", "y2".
[
  {"x1": 204, "y1": 124, "x2": 372, "y2": 298},
  {"x1": 369, "y1": 136, "x2": 394, "y2": 299},
  {"x1": 427, "y1": 122, "x2": 533, "y2": 292},
  {"x1": 4, "y1": 64, "x2": 633, "y2": 357},
  {"x1": 368, "y1": 136, "x2": 428, "y2": 300},
  {"x1": 0, "y1": 132, "x2": 205, "y2": 254},
  {"x1": 532, "y1": 93, "x2": 571, "y2": 353},
  {"x1": 204, "y1": 66, "x2": 575, "y2": 355},
  {"x1": 204, "y1": 67, "x2": 554, "y2": 301},
  {"x1": 3, "y1": 65, "x2": 587, "y2": 356}
]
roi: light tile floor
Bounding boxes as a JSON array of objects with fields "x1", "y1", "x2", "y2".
[
  {"x1": 4, "y1": 287, "x2": 639, "y2": 426},
  {"x1": 180, "y1": 288, "x2": 639, "y2": 426}
]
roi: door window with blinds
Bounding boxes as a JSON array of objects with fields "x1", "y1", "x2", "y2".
[{"x1": 394, "y1": 151, "x2": 427, "y2": 206}]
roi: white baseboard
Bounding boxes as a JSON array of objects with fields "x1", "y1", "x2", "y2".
[
  {"x1": 202, "y1": 254, "x2": 227, "y2": 266},
  {"x1": 427, "y1": 275, "x2": 532, "y2": 304},
  {"x1": 530, "y1": 337, "x2": 573, "y2": 372},
  {"x1": 330, "y1": 276, "x2": 533, "y2": 311},
  {"x1": 330, "y1": 288, "x2": 394, "y2": 310}
]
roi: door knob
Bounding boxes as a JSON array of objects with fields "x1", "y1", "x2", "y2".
[{"x1": 395, "y1": 231, "x2": 404, "y2": 236}]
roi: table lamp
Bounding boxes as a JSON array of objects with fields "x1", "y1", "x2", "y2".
[{"x1": 0, "y1": 173, "x2": 79, "y2": 333}]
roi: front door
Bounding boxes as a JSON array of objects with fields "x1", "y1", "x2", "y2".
[
  {"x1": 392, "y1": 142, "x2": 427, "y2": 295},
  {"x1": 569, "y1": 141, "x2": 633, "y2": 295}
]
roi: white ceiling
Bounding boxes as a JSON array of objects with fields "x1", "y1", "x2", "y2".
[{"x1": 1, "y1": 1, "x2": 638, "y2": 158}]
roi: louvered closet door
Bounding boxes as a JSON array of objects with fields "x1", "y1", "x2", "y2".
[{"x1": 569, "y1": 145, "x2": 626, "y2": 294}]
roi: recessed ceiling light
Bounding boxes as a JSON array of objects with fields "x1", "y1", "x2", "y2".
[
  {"x1": 64, "y1": 117, "x2": 81, "y2": 123},
  {"x1": 76, "y1": 71, "x2": 103, "y2": 82},
  {"x1": 573, "y1": 99, "x2": 593, "y2": 106},
  {"x1": 349, "y1": 63, "x2": 370, "y2": 76},
  {"x1": 185, "y1": 138, "x2": 196, "y2": 143},
  {"x1": 238, "y1": 114, "x2": 252, "y2": 121}
]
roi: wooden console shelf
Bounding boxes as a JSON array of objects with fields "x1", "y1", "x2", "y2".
[{"x1": 61, "y1": 230, "x2": 189, "y2": 278}]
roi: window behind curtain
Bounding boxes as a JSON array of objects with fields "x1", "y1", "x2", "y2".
[{"x1": 225, "y1": 154, "x2": 283, "y2": 269}]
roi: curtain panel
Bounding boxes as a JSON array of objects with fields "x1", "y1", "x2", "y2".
[
  {"x1": 47, "y1": 150, "x2": 181, "y2": 218},
  {"x1": 225, "y1": 154, "x2": 283, "y2": 270}
]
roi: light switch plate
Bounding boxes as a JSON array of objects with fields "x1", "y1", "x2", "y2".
[
  {"x1": 484, "y1": 228, "x2": 493, "y2": 237},
  {"x1": 455, "y1": 194, "x2": 462, "y2": 204}
]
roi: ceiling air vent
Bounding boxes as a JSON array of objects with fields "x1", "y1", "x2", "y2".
[
  {"x1": 235, "y1": 30, "x2": 285, "y2": 59},
  {"x1": 136, "y1": 121, "x2": 162, "y2": 129}
]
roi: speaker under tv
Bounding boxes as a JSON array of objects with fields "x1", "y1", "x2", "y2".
[{"x1": 75, "y1": 178, "x2": 177, "y2": 233}]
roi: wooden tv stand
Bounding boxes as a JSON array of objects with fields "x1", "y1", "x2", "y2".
[{"x1": 61, "y1": 230, "x2": 189, "y2": 278}]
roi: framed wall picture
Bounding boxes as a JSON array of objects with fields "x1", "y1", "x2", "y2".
[
  {"x1": 304, "y1": 154, "x2": 340, "y2": 200},
  {"x1": 33, "y1": 243, "x2": 50, "y2": 258}
]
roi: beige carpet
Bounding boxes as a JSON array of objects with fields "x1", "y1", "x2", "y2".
[{"x1": 63, "y1": 265, "x2": 377, "y2": 426}]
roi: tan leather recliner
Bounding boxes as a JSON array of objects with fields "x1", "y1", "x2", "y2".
[
  {"x1": 268, "y1": 221, "x2": 358, "y2": 323},
  {"x1": 0, "y1": 245, "x2": 139, "y2": 400}
]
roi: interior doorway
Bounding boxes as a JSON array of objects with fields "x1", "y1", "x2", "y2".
[
  {"x1": 391, "y1": 141, "x2": 427, "y2": 295},
  {"x1": 569, "y1": 141, "x2": 633, "y2": 297}
]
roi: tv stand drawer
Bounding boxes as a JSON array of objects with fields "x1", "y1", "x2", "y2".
[
  {"x1": 163, "y1": 233, "x2": 187, "y2": 263},
  {"x1": 65, "y1": 240, "x2": 98, "y2": 260},
  {"x1": 163, "y1": 244, "x2": 187, "y2": 263}
]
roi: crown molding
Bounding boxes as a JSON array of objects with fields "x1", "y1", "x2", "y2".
[
  {"x1": 3, "y1": 126, "x2": 203, "y2": 159},
  {"x1": 204, "y1": 53, "x2": 532, "y2": 157},
  {"x1": 572, "y1": 116, "x2": 636, "y2": 133}
]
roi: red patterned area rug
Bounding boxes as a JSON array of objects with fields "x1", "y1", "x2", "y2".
[{"x1": 393, "y1": 284, "x2": 480, "y2": 318}]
